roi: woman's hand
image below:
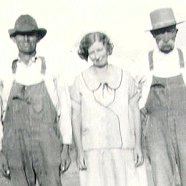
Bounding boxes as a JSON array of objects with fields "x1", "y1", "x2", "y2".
[
  {"x1": 60, "y1": 145, "x2": 71, "y2": 174},
  {"x1": 134, "y1": 144, "x2": 144, "y2": 167},
  {"x1": 76, "y1": 150, "x2": 87, "y2": 171}
]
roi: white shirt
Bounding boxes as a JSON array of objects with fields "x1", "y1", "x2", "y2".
[
  {"x1": 132, "y1": 46, "x2": 186, "y2": 109},
  {"x1": 0, "y1": 56, "x2": 72, "y2": 148}
]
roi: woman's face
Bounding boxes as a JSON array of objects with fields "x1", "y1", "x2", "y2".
[{"x1": 88, "y1": 41, "x2": 108, "y2": 68}]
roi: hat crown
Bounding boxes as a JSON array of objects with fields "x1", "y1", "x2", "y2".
[
  {"x1": 14, "y1": 14, "x2": 38, "y2": 32},
  {"x1": 150, "y1": 8, "x2": 176, "y2": 30},
  {"x1": 8, "y1": 14, "x2": 47, "y2": 39}
]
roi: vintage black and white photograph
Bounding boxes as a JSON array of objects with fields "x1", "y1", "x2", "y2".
[{"x1": 0, "y1": 0, "x2": 186, "y2": 186}]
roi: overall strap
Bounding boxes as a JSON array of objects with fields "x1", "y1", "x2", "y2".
[
  {"x1": 39, "y1": 56, "x2": 46, "y2": 74},
  {"x1": 148, "y1": 49, "x2": 185, "y2": 70},
  {"x1": 177, "y1": 48, "x2": 184, "y2": 68},
  {"x1": 12, "y1": 59, "x2": 18, "y2": 74},
  {"x1": 148, "y1": 50, "x2": 154, "y2": 71}
]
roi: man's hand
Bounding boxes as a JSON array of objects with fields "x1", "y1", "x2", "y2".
[
  {"x1": 134, "y1": 75, "x2": 146, "y2": 101},
  {"x1": 136, "y1": 76, "x2": 146, "y2": 90},
  {"x1": 0, "y1": 151, "x2": 10, "y2": 179},
  {"x1": 60, "y1": 145, "x2": 71, "y2": 174}
]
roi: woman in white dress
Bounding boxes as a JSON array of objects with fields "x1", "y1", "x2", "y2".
[{"x1": 70, "y1": 32, "x2": 148, "y2": 186}]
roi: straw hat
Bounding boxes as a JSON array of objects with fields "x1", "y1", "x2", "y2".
[{"x1": 150, "y1": 8, "x2": 184, "y2": 31}]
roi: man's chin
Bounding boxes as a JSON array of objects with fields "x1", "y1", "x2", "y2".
[{"x1": 160, "y1": 47, "x2": 174, "y2": 54}]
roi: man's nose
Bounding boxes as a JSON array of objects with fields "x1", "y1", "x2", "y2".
[
  {"x1": 24, "y1": 35, "x2": 28, "y2": 41},
  {"x1": 95, "y1": 52, "x2": 99, "y2": 60},
  {"x1": 163, "y1": 32, "x2": 169, "y2": 42}
]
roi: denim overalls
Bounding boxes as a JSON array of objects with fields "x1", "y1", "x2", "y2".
[
  {"x1": 2, "y1": 60, "x2": 62, "y2": 186},
  {"x1": 145, "y1": 49, "x2": 186, "y2": 186}
]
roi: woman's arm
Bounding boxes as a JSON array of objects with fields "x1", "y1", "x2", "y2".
[
  {"x1": 129, "y1": 93, "x2": 144, "y2": 167},
  {"x1": 56, "y1": 77, "x2": 72, "y2": 173},
  {"x1": 71, "y1": 100, "x2": 87, "y2": 170}
]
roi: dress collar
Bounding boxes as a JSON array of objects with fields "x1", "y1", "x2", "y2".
[{"x1": 82, "y1": 64, "x2": 123, "y2": 91}]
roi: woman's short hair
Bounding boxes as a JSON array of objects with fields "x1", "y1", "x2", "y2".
[{"x1": 78, "y1": 32, "x2": 114, "y2": 61}]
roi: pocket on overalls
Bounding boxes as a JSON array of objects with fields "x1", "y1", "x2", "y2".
[
  {"x1": 149, "y1": 83, "x2": 166, "y2": 108},
  {"x1": 12, "y1": 99, "x2": 24, "y2": 112},
  {"x1": 31, "y1": 96, "x2": 44, "y2": 113}
]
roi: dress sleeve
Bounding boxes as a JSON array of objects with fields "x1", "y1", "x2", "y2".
[{"x1": 70, "y1": 75, "x2": 81, "y2": 105}]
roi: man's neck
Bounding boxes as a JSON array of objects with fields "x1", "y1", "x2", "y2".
[{"x1": 18, "y1": 51, "x2": 36, "y2": 65}]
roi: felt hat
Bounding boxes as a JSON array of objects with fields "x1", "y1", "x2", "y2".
[{"x1": 8, "y1": 14, "x2": 47, "y2": 39}]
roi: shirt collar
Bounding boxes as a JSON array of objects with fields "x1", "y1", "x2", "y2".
[{"x1": 17, "y1": 56, "x2": 38, "y2": 64}]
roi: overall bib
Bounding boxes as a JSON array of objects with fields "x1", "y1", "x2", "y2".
[
  {"x1": 145, "y1": 49, "x2": 186, "y2": 186},
  {"x1": 3, "y1": 63, "x2": 62, "y2": 186}
]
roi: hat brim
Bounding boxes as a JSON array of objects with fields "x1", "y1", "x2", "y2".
[
  {"x1": 8, "y1": 28, "x2": 47, "y2": 39},
  {"x1": 146, "y1": 21, "x2": 185, "y2": 32}
]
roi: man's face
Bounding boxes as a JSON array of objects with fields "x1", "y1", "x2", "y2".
[
  {"x1": 152, "y1": 25, "x2": 178, "y2": 53},
  {"x1": 14, "y1": 32, "x2": 39, "y2": 55}
]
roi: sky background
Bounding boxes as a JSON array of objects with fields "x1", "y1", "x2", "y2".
[{"x1": 0, "y1": 0, "x2": 186, "y2": 85}]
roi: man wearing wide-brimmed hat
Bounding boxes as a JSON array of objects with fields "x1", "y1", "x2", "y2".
[
  {"x1": 133, "y1": 8, "x2": 186, "y2": 186},
  {"x1": 0, "y1": 14, "x2": 72, "y2": 186}
]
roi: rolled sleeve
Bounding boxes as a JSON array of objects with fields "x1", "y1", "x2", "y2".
[{"x1": 57, "y1": 78, "x2": 72, "y2": 145}]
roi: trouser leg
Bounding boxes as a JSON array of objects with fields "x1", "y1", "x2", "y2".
[
  {"x1": 146, "y1": 114, "x2": 176, "y2": 186},
  {"x1": 9, "y1": 167, "x2": 34, "y2": 186},
  {"x1": 176, "y1": 116, "x2": 186, "y2": 186},
  {"x1": 32, "y1": 141, "x2": 62, "y2": 186},
  {"x1": 35, "y1": 164, "x2": 62, "y2": 186}
]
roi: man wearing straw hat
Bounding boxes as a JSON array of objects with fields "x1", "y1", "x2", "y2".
[
  {"x1": 135, "y1": 8, "x2": 186, "y2": 186},
  {"x1": 0, "y1": 14, "x2": 72, "y2": 186}
]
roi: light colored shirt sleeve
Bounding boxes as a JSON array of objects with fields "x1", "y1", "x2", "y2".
[
  {"x1": 132, "y1": 51, "x2": 152, "y2": 109},
  {"x1": 127, "y1": 72, "x2": 137, "y2": 100},
  {"x1": 44, "y1": 57, "x2": 72, "y2": 145},
  {"x1": 57, "y1": 76, "x2": 72, "y2": 145}
]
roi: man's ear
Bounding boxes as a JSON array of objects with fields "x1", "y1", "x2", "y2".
[
  {"x1": 11, "y1": 36, "x2": 16, "y2": 43},
  {"x1": 37, "y1": 36, "x2": 41, "y2": 43},
  {"x1": 37, "y1": 38, "x2": 41, "y2": 43},
  {"x1": 150, "y1": 31, "x2": 156, "y2": 38}
]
